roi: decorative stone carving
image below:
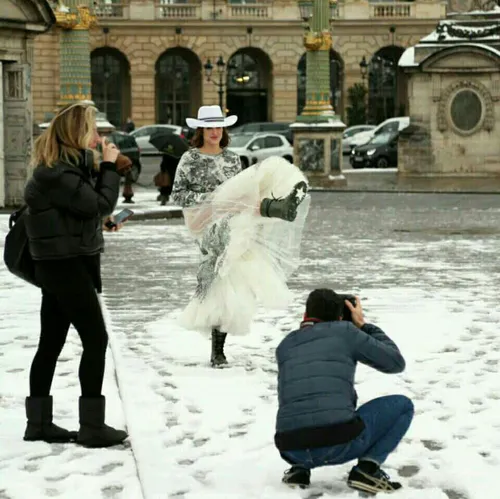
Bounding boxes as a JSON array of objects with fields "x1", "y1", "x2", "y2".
[
  {"x1": 437, "y1": 80, "x2": 494, "y2": 135},
  {"x1": 435, "y1": 22, "x2": 500, "y2": 41}
]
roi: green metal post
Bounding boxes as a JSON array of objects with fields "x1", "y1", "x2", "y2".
[
  {"x1": 53, "y1": 1, "x2": 96, "y2": 106},
  {"x1": 297, "y1": 0, "x2": 337, "y2": 122}
]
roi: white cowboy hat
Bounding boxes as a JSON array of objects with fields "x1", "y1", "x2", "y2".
[{"x1": 185, "y1": 105, "x2": 238, "y2": 129}]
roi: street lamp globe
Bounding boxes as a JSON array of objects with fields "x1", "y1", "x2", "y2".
[
  {"x1": 298, "y1": 0, "x2": 313, "y2": 22},
  {"x1": 204, "y1": 59, "x2": 213, "y2": 80}
]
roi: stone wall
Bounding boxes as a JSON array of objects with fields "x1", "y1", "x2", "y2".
[
  {"x1": 400, "y1": 51, "x2": 500, "y2": 176},
  {"x1": 32, "y1": 20, "x2": 440, "y2": 126}
]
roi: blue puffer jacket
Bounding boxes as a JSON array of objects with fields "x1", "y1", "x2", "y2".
[{"x1": 275, "y1": 321, "x2": 405, "y2": 450}]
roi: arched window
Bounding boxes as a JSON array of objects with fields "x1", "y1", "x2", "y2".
[
  {"x1": 156, "y1": 49, "x2": 201, "y2": 126},
  {"x1": 297, "y1": 50, "x2": 344, "y2": 118},
  {"x1": 368, "y1": 46, "x2": 406, "y2": 124},
  {"x1": 91, "y1": 48, "x2": 130, "y2": 128},
  {"x1": 226, "y1": 48, "x2": 272, "y2": 124}
]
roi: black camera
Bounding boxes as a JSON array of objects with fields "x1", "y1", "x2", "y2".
[{"x1": 339, "y1": 294, "x2": 356, "y2": 322}]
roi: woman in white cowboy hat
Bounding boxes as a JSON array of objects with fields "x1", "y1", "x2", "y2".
[{"x1": 171, "y1": 105, "x2": 310, "y2": 368}]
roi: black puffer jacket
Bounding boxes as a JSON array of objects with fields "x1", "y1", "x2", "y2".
[{"x1": 24, "y1": 152, "x2": 120, "y2": 260}]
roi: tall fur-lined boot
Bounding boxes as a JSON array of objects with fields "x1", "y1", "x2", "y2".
[
  {"x1": 77, "y1": 396, "x2": 128, "y2": 448},
  {"x1": 211, "y1": 329, "x2": 228, "y2": 368},
  {"x1": 24, "y1": 396, "x2": 77, "y2": 443}
]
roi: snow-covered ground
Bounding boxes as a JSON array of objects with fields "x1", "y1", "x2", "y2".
[{"x1": 1, "y1": 191, "x2": 500, "y2": 499}]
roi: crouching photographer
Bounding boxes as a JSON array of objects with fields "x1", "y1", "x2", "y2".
[{"x1": 274, "y1": 289, "x2": 414, "y2": 495}]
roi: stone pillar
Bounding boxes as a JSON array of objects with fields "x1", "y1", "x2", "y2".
[{"x1": 293, "y1": 0, "x2": 346, "y2": 187}]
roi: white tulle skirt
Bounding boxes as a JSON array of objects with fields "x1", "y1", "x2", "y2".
[{"x1": 179, "y1": 156, "x2": 310, "y2": 336}]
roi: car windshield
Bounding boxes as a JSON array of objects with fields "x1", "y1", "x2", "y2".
[
  {"x1": 229, "y1": 135, "x2": 251, "y2": 147},
  {"x1": 368, "y1": 132, "x2": 396, "y2": 145}
]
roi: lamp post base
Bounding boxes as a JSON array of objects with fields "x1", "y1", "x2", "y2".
[{"x1": 291, "y1": 119, "x2": 347, "y2": 188}]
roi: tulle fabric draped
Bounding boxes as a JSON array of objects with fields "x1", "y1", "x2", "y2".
[{"x1": 179, "y1": 156, "x2": 310, "y2": 336}]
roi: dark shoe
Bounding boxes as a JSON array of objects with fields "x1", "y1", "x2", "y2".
[
  {"x1": 24, "y1": 396, "x2": 77, "y2": 443},
  {"x1": 282, "y1": 466, "x2": 311, "y2": 489},
  {"x1": 77, "y1": 396, "x2": 128, "y2": 448},
  {"x1": 211, "y1": 329, "x2": 228, "y2": 368},
  {"x1": 123, "y1": 197, "x2": 134, "y2": 204},
  {"x1": 159, "y1": 194, "x2": 169, "y2": 206},
  {"x1": 260, "y1": 181, "x2": 308, "y2": 222},
  {"x1": 347, "y1": 465, "x2": 402, "y2": 495}
]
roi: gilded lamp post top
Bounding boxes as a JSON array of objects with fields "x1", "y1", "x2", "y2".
[{"x1": 53, "y1": 1, "x2": 98, "y2": 30}]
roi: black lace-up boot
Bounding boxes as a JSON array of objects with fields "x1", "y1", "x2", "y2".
[{"x1": 211, "y1": 329, "x2": 228, "y2": 368}]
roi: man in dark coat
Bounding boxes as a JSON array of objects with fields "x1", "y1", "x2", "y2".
[{"x1": 275, "y1": 289, "x2": 414, "y2": 495}]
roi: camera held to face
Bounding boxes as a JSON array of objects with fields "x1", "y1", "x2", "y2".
[{"x1": 339, "y1": 294, "x2": 356, "y2": 322}]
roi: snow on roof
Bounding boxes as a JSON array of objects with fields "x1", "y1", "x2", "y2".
[
  {"x1": 398, "y1": 46, "x2": 417, "y2": 67},
  {"x1": 398, "y1": 42, "x2": 500, "y2": 68},
  {"x1": 421, "y1": 22, "x2": 500, "y2": 43}
]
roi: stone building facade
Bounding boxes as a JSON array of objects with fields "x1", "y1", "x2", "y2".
[
  {"x1": 0, "y1": 0, "x2": 54, "y2": 207},
  {"x1": 398, "y1": 9, "x2": 500, "y2": 176},
  {"x1": 31, "y1": 0, "x2": 457, "y2": 131}
]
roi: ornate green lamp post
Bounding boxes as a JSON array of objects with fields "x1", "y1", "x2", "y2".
[
  {"x1": 292, "y1": 0, "x2": 346, "y2": 187},
  {"x1": 46, "y1": 1, "x2": 114, "y2": 133}
]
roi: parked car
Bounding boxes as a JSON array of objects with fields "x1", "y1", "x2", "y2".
[
  {"x1": 348, "y1": 117, "x2": 410, "y2": 152},
  {"x1": 227, "y1": 133, "x2": 293, "y2": 168},
  {"x1": 106, "y1": 131, "x2": 142, "y2": 182},
  {"x1": 230, "y1": 122, "x2": 293, "y2": 144},
  {"x1": 342, "y1": 125, "x2": 376, "y2": 154},
  {"x1": 350, "y1": 131, "x2": 399, "y2": 169},
  {"x1": 130, "y1": 124, "x2": 189, "y2": 154}
]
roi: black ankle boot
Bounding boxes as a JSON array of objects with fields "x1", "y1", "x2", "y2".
[
  {"x1": 211, "y1": 329, "x2": 228, "y2": 368},
  {"x1": 77, "y1": 396, "x2": 128, "y2": 448},
  {"x1": 259, "y1": 181, "x2": 308, "y2": 222},
  {"x1": 24, "y1": 396, "x2": 77, "y2": 443}
]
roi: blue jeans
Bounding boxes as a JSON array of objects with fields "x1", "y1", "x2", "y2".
[{"x1": 281, "y1": 395, "x2": 414, "y2": 470}]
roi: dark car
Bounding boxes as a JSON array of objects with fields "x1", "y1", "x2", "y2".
[
  {"x1": 230, "y1": 122, "x2": 293, "y2": 144},
  {"x1": 350, "y1": 131, "x2": 399, "y2": 169},
  {"x1": 106, "y1": 131, "x2": 142, "y2": 183}
]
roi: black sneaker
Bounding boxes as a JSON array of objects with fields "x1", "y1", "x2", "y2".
[
  {"x1": 282, "y1": 466, "x2": 311, "y2": 489},
  {"x1": 347, "y1": 466, "x2": 402, "y2": 495}
]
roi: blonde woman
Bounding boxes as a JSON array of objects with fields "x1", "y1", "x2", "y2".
[
  {"x1": 23, "y1": 102, "x2": 128, "y2": 448},
  {"x1": 172, "y1": 106, "x2": 310, "y2": 367}
]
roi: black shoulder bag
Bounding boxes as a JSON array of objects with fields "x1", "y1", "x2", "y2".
[{"x1": 3, "y1": 205, "x2": 39, "y2": 287}]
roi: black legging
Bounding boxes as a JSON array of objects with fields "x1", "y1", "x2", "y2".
[{"x1": 30, "y1": 257, "x2": 108, "y2": 397}]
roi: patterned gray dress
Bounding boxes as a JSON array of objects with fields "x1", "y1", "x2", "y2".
[{"x1": 171, "y1": 148, "x2": 242, "y2": 301}]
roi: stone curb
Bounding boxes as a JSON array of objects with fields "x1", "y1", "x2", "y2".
[
  {"x1": 309, "y1": 188, "x2": 500, "y2": 194},
  {"x1": 126, "y1": 208, "x2": 183, "y2": 221}
]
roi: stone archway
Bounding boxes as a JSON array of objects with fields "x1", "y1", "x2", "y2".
[
  {"x1": 91, "y1": 48, "x2": 131, "y2": 129},
  {"x1": 155, "y1": 48, "x2": 202, "y2": 126},
  {"x1": 297, "y1": 49, "x2": 345, "y2": 119},
  {"x1": 368, "y1": 45, "x2": 407, "y2": 124},
  {"x1": 226, "y1": 48, "x2": 273, "y2": 124}
]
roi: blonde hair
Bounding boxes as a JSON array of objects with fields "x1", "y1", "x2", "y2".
[{"x1": 31, "y1": 101, "x2": 99, "y2": 169}]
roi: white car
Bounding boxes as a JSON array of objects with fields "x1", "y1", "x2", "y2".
[
  {"x1": 228, "y1": 133, "x2": 293, "y2": 168},
  {"x1": 130, "y1": 124, "x2": 187, "y2": 155},
  {"x1": 342, "y1": 125, "x2": 376, "y2": 154},
  {"x1": 349, "y1": 117, "x2": 410, "y2": 151}
]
